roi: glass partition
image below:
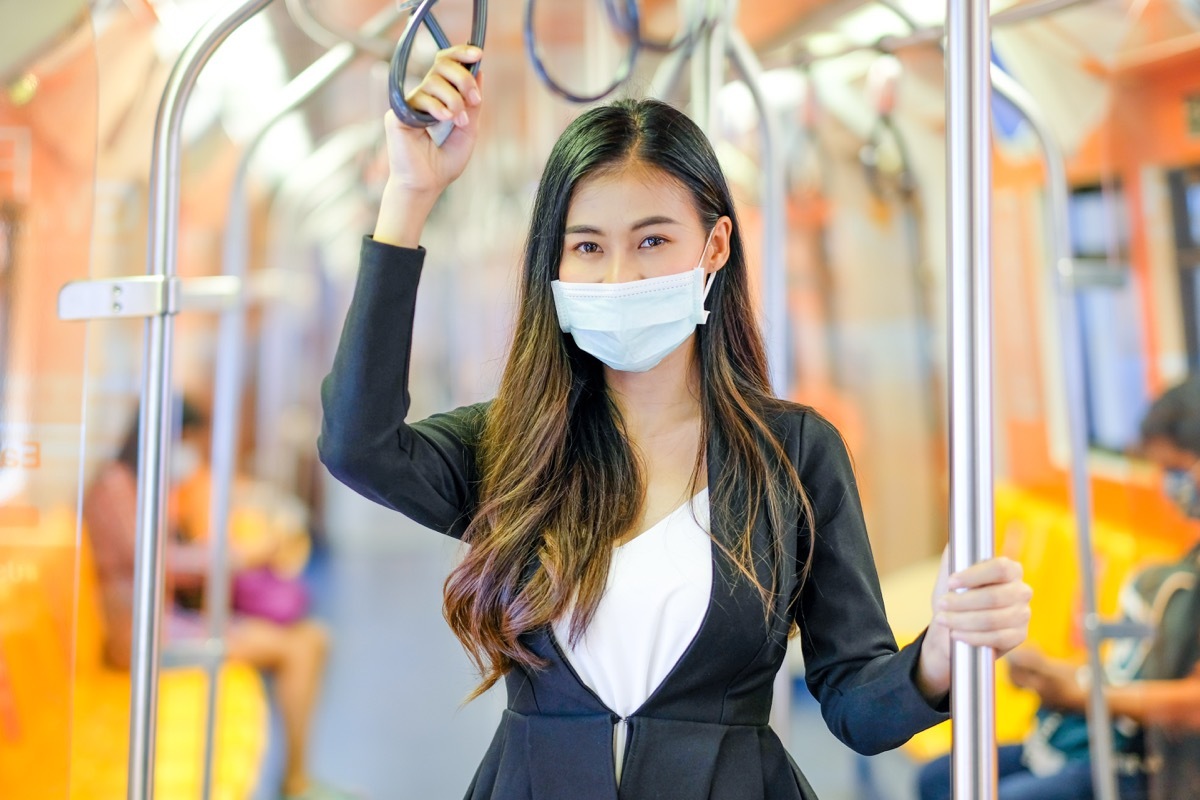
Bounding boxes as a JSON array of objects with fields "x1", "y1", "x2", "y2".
[{"x1": 0, "y1": 4, "x2": 97, "y2": 799}]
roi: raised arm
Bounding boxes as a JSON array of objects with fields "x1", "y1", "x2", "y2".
[{"x1": 318, "y1": 46, "x2": 488, "y2": 538}]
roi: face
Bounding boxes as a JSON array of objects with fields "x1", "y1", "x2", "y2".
[
  {"x1": 1144, "y1": 436, "x2": 1200, "y2": 519},
  {"x1": 172, "y1": 424, "x2": 209, "y2": 485},
  {"x1": 558, "y1": 163, "x2": 732, "y2": 284}
]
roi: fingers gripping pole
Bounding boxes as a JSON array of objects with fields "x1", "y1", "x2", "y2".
[
  {"x1": 945, "y1": 0, "x2": 998, "y2": 796},
  {"x1": 390, "y1": 0, "x2": 488, "y2": 144}
]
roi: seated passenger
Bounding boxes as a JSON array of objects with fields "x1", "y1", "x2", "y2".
[
  {"x1": 83, "y1": 400, "x2": 356, "y2": 800},
  {"x1": 917, "y1": 377, "x2": 1200, "y2": 800}
]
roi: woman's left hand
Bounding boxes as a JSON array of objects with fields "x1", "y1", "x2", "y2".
[{"x1": 916, "y1": 549, "x2": 1034, "y2": 701}]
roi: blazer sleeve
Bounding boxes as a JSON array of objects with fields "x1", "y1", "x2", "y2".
[
  {"x1": 794, "y1": 411, "x2": 949, "y2": 755},
  {"x1": 318, "y1": 236, "x2": 486, "y2": 539}
]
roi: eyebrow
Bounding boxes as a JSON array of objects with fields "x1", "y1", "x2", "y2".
[{"x1": 563, "y1": 216, "x2": 682, "y2": 236}]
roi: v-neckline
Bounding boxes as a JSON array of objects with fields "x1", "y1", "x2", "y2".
[
  {"x1": 614, "y1": 487, "x2": 707, "y2": 551},
  {"x1": 549, "y1": 466, "x2": 719, "y2": 722}
]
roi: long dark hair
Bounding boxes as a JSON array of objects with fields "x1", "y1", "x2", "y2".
[{"x1": 444, "y1": 98, "x2": 814, "y2": 698}]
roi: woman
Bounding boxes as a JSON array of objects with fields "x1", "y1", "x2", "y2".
[
  {"x1": 319, "y1": 45, "x2": 1032, "y2": 799},
  {"x1": 84, "y1": 401, "x2": 352, "y2": 800}
]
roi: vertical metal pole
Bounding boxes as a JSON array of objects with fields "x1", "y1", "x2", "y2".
[
  {"x1": 945, "y1": 0, "x2": 997, "y2": 798},
  {"x1": 201, "y1": 9, "x2": 400, "y2": 795},
  {"x1": 988, "y1": 67, "x2": 1120, "y2": 800},
  {"x1": 724, "y1": 12, "x2": 791, "y2": 732},
  {"x1": 128, "y1": 2, "x2": 274, "y2": 798},
  {"x1": 688, "y1": 3, "x2": 710, "y2": 135},
  {"x1": 648, "y1": 0, "x2": 698, "y2": 102},
  {"x1": 726, "y1": 30, "x2": 790, "y2": 404}
]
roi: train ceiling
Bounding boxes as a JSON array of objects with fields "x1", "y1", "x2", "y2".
[{"x1": 4, "y1": 0, "x2": 1200, "y2": 192}]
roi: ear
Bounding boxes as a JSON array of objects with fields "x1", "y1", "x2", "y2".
[{"x1": 705, "y1": 216, "x2": 734, "y2": 275}]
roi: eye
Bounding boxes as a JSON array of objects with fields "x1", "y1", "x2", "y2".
[
  {"x1": 572, "y1": 241, "x2": 602, "y2": 255},
  {"x1": 639, "y1": 235, "x2": 668, "y2": 249}
]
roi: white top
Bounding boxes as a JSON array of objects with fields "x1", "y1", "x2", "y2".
[{"x1": 551, "y1": 488, "x2": 712, "y2": 784}]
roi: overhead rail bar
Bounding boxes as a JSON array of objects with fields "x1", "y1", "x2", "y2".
[
  {"x1": 945, "y1": 0, "x2": 998, "y2": 796},
  {"x1": 790, "y1": 0, "x2": 1095, "y2": 65},
  {"x1": 525, "y1": 0, "x2": 640, "y2": 103},
  {"x1": 987, "y1": 66, "x2": 1127, "y2": 800},
  {"x1": 389, "y1": 0, "x2": 487, "y2": 137},
  {"x1": 285, "y1": 0, "x2": 394, "y2": 60}
]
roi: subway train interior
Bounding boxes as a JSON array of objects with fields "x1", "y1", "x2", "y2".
[{"x1": 3, "y1": 0, "x2": 1200, "y2": 798}]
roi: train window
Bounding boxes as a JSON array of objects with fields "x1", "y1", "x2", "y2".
[
  {"x1": 1169, "y1": 168, "x2": 1200, "y2": 371},
  {"x1": 1068, "y1": 184, "x2": 1151, "y2": 452}
]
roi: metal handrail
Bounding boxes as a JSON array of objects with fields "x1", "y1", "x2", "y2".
[
  {"x1": 792, "y1": 0, "x2": 1096, "y2": 65},
  {"x1": 253, "y1": 122, "x2": 382, "y2": 484},
  {"x1": 871, "y1": 0, "x2": 1117, "y2": 791},
  {"x1": 199, "y1": 6, "x2": 406, "y2": 797},
  {"x1": 727, "y1": 27, "x2": 789, "y2": 397},
  {"x1": 390, "y1": 0, "x2": 487, "y2": 130},
  {"x1": 988, "y1": 66, "x2": 1122, "y2": 800},
  {"x1": 945, "y1": 0, "x2": 997, "y2": 796},
  {"x1": 128, "y1": 2, "x2": 276, "y2": 798},
  {"x1": 524, "y1": 0, "x2": 639, "y2": 103}
]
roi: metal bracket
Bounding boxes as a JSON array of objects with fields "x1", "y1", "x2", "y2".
[
  {"x1": 160, "y1": 638, "x2": 226, "y2": 670},
  {"x1": 1094, "y1": 620, "x2": 1156, "y2": 642},
  {"x1": 57, "y1": 275, "x2": 241, "y2": 321}
]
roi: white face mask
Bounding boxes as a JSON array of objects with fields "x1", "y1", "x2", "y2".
[
  {"x1": 171, "y1": 442, "x2": 202, "y2": 484},
  {"x1": 550, "y1": 233, "x2": 717, "y2": 373}
]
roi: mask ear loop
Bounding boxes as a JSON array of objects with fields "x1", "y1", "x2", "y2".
[{"x1": 699, "y1": 227, "x2": 719, "y2": 322}]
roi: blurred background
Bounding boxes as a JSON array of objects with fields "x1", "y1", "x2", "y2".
[{"x1": 2, "y1": 0, "x2": 1200, "y2": 797}]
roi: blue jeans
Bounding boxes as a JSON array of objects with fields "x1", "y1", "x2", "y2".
[{"x1": 917, "y1": 745, "x2": 1147, "y2": 800}]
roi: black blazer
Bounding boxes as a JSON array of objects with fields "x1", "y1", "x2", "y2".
[{"x1": 318, "y1": 237, "x2": 950, "y2": 800}]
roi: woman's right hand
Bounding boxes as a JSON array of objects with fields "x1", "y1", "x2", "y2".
[{"x1": 381, "y1": 45, "x2": 483, "y2": 199}]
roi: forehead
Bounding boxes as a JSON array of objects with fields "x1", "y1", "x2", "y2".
[
  {"x1": 1144, "y1": 436, "x2": 1199, "y2": 470},
  {"x1": 567, "y1": 163, "x2": 699, "y2": 227}
]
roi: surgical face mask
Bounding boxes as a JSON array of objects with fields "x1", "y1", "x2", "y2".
[
  {"x1": 1164, "y1": 467, "x2": 1200, "y2": 519},
  {"x1": 550, "y1": 234, "x2": 717, "y2": 373},
  {"x1": 171, "y1": 442, "x2": 202, "y2": 484}
]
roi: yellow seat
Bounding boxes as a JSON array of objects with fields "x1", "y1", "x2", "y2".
[
  {"x1": 0, "y1": 508, "x2": 269, "y2": 800},
  {"x1": 891, "y1": 485, "x2": 1177, "y2": 763}
]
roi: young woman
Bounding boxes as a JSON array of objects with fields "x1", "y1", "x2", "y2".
[{"x1": 319, "y1": 46, "x2": 1033, "y2": 799}]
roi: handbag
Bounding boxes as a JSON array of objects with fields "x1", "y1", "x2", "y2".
[{"x1": 231, "y1": 566, "x2": 310, "y2": 625}]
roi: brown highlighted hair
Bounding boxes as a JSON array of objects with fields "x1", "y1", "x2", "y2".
[{"x1": 444, "y1": 98, "x2": 814, "y2": 698}]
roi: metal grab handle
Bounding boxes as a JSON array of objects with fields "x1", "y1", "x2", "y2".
[
  {"x1": 602, "y1": 0, "x2": 700, "y2": 54},
  {"x1": 390, "y1": 0, "x2": 488, "y2": 129},
  {"x1": 524, "y1": 0, "x2": 640, "y2": 104},
  {"x1": 860, "y1": 115, "x2": 917, "y2": 198}
]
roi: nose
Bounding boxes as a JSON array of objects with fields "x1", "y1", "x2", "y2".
[{"x1": 601, "y1": 252, "x2": 641, "y2": 284}]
